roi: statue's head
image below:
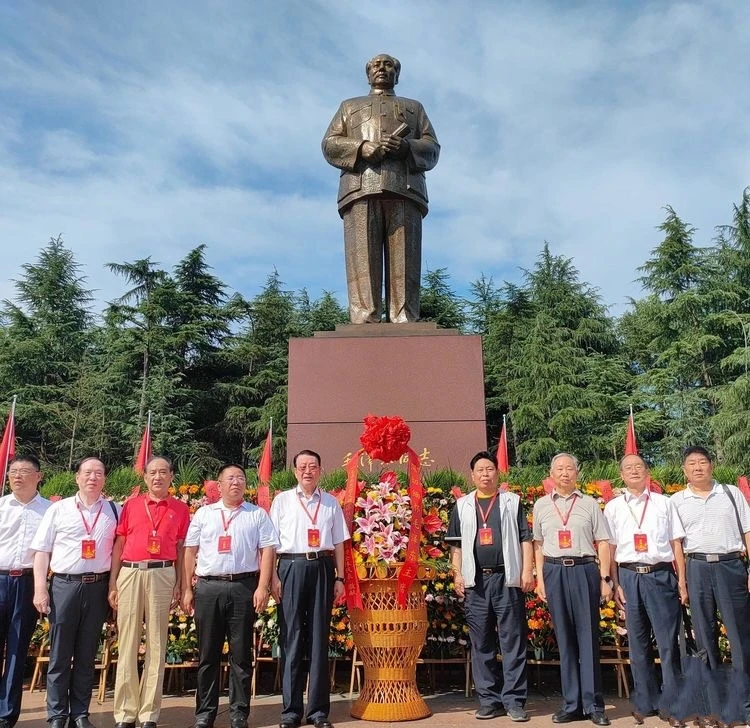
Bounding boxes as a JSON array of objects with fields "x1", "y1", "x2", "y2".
[{"x1": 366, "y1": 54, "x2": 400, "y2": 90}]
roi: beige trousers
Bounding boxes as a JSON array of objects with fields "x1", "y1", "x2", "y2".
[{"x1": 113, "y1": 565, "x2": 176, "y2": 723}]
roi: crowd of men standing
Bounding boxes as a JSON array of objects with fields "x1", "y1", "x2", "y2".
[
  {"x1": 0, "y1": 445, "x2": 749, "y2": 728},
  {"x1": 0, "y1": 451, "x2": 347, "y2": 728}
]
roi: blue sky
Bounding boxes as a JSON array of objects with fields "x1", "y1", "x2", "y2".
[{"x1": 1, "y1": 1, "x2": 748, "y2": 316}]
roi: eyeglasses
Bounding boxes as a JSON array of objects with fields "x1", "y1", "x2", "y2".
[
  {"x1": 221, "y1": 476, "x2": 247, "y2": 484},
  {"x1": 7, "y1": 468, "x2": 38, "y2": 477},
  {"x1": 296, "y1": 464, "x2": 320, "y2": 472}
]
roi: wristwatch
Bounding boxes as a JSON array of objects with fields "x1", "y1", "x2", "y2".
[
  {"x1": 601, "y1": 576, "x2": 614, "y2": 587},
  {"x1": 334, "y1": 576, "x2": 345, "y2": 584}
]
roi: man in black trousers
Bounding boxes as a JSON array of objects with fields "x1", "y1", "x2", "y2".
[
  {"x1": 447, "y1": 451, "x2": 535, "y2": 721},
  {"x1": 31, "y1": 457, "x2": 118, "y2": 728},
  {"x1": 183, "y1": 464, "x2": 278, "y2": 728},
  {"x1": 270, "y1": 450, "x2": 349, "y2": 728}
]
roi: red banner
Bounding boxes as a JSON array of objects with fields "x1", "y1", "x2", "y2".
[
  {"x1": 396, "y1": 447, "x2": 423, "y2": 607},
  {"x1": 343, "y1": 451, "x2": 364, "y2": 610},
  {"x1": 257, "y1": 428, "x2": 272, "y2": 513}
]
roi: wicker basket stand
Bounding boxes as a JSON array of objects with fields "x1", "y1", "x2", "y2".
[{"x1": 349, "y1": 577, "x2": 431, "y2": 721}]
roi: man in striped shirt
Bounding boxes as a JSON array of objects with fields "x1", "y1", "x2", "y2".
[{"x1": 670, "y1": 446, "x2": 750, "y2": 724}]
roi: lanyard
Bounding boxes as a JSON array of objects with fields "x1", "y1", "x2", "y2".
[
  {"x1": 298, "y1": 489, "x2": 322, "y2": 526},
  {"x1": 220, "y1": 506, "x2": 243, "y2": 534},
  {"x1": 144, "y1": 497, "x2": 168, "y2": 536},
  {"x1": 77, "y1": 498, "x2": 103, "y2": 536},
  {"x1": 475, "y1": 494, "x2": 498, "y2": 528},
  {"x1": 626, "y1": 491, "x2": 650, "y2": 531},
  {"x1": 553, "y1": 493, "x2": 578, "y2": 527}
]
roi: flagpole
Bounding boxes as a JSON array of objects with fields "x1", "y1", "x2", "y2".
[
  {"x1": 0, "y1": 395, "x2": 17, "y2": 498},
  {"x1": 146, "y1": 410, "x2": 152, "y2": 455}
]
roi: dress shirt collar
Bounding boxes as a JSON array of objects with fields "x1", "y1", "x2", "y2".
[
  {"x1": 208, "y1": 500, "x2": 248, "y2": 511},
  {"x1": 295, "y1": 485, "x2": 320, "y2": 501},
  {"x1": 684, "y1": 480, "x2": 720, "y2": 499},
  {"x1": 7, "y1": 491, "x2": 43, "y2": 507},
  {"x1": 75, "y1": 494, "x2": 106, "y2": 511},
  {"x1": 623, "y1": 488, "x2": 649, "y2": 504},
  {"x1": 552, "y1": 488, "x2": 582, "y2": 501},
  {"x1": 369, "y1": 88, "x2": 395, "y2": 96}
]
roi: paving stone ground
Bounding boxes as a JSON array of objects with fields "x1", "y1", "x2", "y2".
[{"x1": 17, "y1": 665, "x2": 645, "y2": 728}]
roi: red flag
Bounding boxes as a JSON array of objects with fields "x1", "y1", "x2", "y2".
[
  {"x1": 0, "y1": 408, "x2": 16, "y2": 486},
  {"x1": 648, "y1": 479, "x2": 663, "y2": 494},
  {"x1": 625, "y1": 412, "x2": 638, "y2": 456},
  {"x1": 134, "y1": 420, "x2": 152, "y2": 475},
  {"x1": 597, "y1": 480, "x2": 615, "y2": 503},
  {"x1": 738, "y1": 476, "x2": 750, "y2": 503},
  {"x1": 497, "y1": 418, "x2": 509, "y2": 473},
  {"x1": 542, "y1": 477, "x2": 555, "y2": 494},
  {"x1": 257, "y1": 428, "x2": 272, "y2": 513}
]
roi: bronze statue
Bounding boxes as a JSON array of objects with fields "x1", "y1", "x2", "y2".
[{"x1": 322, "y1": 54, "x2": 440, "y2": 323}]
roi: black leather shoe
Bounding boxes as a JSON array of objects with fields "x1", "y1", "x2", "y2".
[
  {"x1": 0, "y1": 719, "x2": 12, "y2": 728},
  {"x1": 313, "y1": 721, "x2": 333, "y2": 728},
  {"x1": 141, "y1": 723, "x2": 157, "y2": 728},
  {"x1": 72, "y1": 718, "x2": 96, "y2": 728},
  {"x1": 553, "y1": 711, "x2": 585, "y2": 724},
  {"x1": 50, "y1": 720, "x2": 68, "y2": 728},
  {"x1": 280, "y1": 722, "x2": 301, "y2": 728},
  {"x1": 633, "y1": 711, "x2": 659, "y2": 725},
  {"x1": 114, "y1": 723, "x2": 136, "y2": 728},
  {"x1": 230, "y1": 719, "x2": 248, "y2": 728},
  {"x1": 589, "y1": 713, "x2": 610, "y2": 727}
]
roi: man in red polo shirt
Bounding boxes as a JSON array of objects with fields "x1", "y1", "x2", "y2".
[{"x1": 108, "y1": 456, "x2": 190, "y2": 728}]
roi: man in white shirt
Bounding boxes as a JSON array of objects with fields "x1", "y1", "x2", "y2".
[
  {"x1": 0, "y1": 456, "x2": 50, "y2": 728},
  {"x1": 604, "y1": 454, "x2": 687, "y2": 726},
  {"x1": 270, "y1": 450, "x2": 349, "y2": 728},
  {"x1": 183, "y1": 464, "x2": 279, "y2": 728},
  {"x1": 31, "y1": 457, "x2": 118, "y2": 728},
  {"x1": 670, "y1": 446, "x2": 750, "y2": 725}
]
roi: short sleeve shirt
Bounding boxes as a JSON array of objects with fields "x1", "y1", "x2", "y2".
[
  {"x1": 604, "y1": 490, "x2": 685, "y2": 564},
  {"x1": 270, "y1": 486, "x2": 350, "y2": 553},
  {"x1": 185, "y1": 501, "x2": 279, "y2": 576},
  {"x1": 0, "y1": 493, "x2": 51, "y2": 569},
  {"x1": 117, "y1": 494, "x2": 191, "y2": 561},
  {"x1": 533, "y1": 490, "x2": 610, "y2": 557}
]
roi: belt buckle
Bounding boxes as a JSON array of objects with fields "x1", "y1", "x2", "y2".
[
  {"x1": 81, "y1": 574, "x2": 97, "y2": 584},
  {"x1": 9, "y1": 569, "x2": 24, "y2": 577},
  {"x1": 561, "y1": 558, "x2": 575, "y2": 567},
  {"x1": 706, "y1": 554, "x2": 720, "y2": 563},
  {"x1": 138, "y1": 561, "x2": 149, "y2": 570},
  {"x1": 635, "y1": 566, "x2": 650, "y2": 574},
  {"x1": 481, "y1": 568, "x2": 491, "y2": 575},
  {"x1": 306, "y1": 552, "x2": 318, "y2": 561}
]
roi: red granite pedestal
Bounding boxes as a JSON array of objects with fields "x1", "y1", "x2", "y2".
[{"x1": 286, "y1": 323, "x2": 487, "y2": 471}]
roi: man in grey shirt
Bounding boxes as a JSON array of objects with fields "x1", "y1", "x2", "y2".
[{"x1": 533, "y1": 453, "x2": 612, "y2": 727}]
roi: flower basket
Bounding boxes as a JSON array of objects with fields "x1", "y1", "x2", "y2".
[{"x1": 349, "y1": 578, "x2": 430, "y2": 721}]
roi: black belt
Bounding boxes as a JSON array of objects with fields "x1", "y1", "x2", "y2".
[
  {"x1": 687, "y1": 551, "x2": 742, "y2": 562},
  {"x1": 121, "y1": 560, "x2": 174, "y2": 569},
  {"x1": 53, "y1": 572, "x2": 109, "y2": 584},
  {"x1": 619, "y1": 562, "x2": 673, "y2": 574},
  {"x1": 544, "y1": 556, "x2": 598, "y2": 566},
  {"x1": 278, "y1": 551, "x2": 335, "y2": 561},
  {"x1": 0, "y1": 568, "x2": 33, "y2": 577},
  {"x1": 480, "y1": 566, "x2": 504, "y2": 575},
  {"x1": 199, "y1": 572, "x2": 258, "y2": 582}
]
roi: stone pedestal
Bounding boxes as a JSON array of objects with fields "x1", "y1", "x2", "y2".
[{"x1": 286, "y1": 323, "x2": 487, "y2": 471}]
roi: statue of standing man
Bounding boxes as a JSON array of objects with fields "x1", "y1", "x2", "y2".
[{"x1": 322, "y1": 54, "x2": 440, "y2": 323}]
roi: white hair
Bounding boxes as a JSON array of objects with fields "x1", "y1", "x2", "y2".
[{"x1": 550, "y1": 452, "x2": 580, "y2": 471}]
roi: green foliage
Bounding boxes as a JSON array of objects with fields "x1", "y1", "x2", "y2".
[
  {"x1": 174, "y1": 456, "x2": 205, "y2": 486},
  {"x1": 40, "y1": 472, "x2": 77, "y2": 499},
  {"x1": 7, "y1": 188, "x2": 750, "y2": 475},
  {"x1": 105, "y1": 467, "x2": 142, "y2": 501}
]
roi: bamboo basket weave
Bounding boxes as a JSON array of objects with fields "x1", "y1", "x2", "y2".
[{"x1": 349, "y1": 578, "x2": 431, "y2": 721}]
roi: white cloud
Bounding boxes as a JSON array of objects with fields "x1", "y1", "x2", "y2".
[{"x1": 0, "y1": 0, "x2": 748, "y2": 316}]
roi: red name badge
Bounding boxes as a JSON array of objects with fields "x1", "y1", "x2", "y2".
[
  {"x1": 147, "y1": 535, "x2": 161, "y2": 555},
  {"x1": 308, "y1": 528, "x2": 321, "y2": 548},
  {"x1": 478, "y1": 527, "x2": 494, "y2": 546},
  {"x1": 218, "y1": 535, "x2": 232, "y2": 553},
  {"x1": 81, "y1": 539, "x2": 96, "y2": 559},
  {"x1": 633, "y1": 533, "x2": 648, "y2": 552},
  {"x1": 558, "y1": 530, "x2": 573, "y2": 549}
]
